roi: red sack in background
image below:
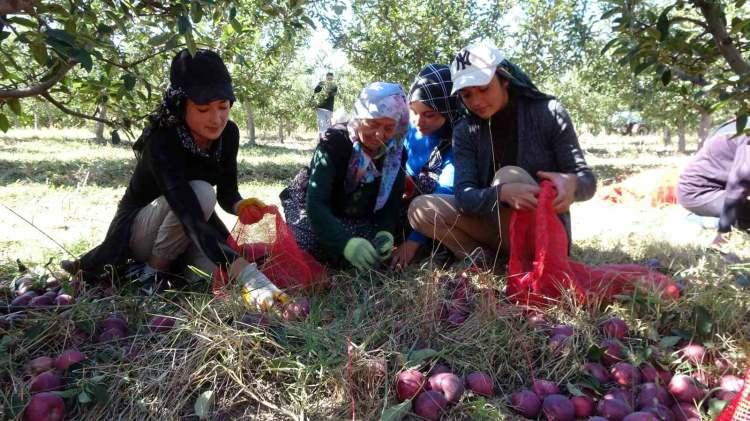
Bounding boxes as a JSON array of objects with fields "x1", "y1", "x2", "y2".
[
  {"x1": 716, "y1": 367, "x2": 750, "y2": 421},
  {"x1": 506, "y1": 181, "x2": 679, "y2": 306},
  {"x1": 211, "y1": 205, "x2": 326, "y2": 296},
  {"x1": 598, "y1": 168, "x2": 679, "y2": 207}
]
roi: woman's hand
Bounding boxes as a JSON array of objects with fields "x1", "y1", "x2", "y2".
[
  {"x1": 537, "y1": 171, "x2": 577, "y2": 212},
  {"x1": 498, "y1": 182, "x2": 540, "y2": 210},
  {"x1": 708, "y1": 232, "x2": 741, "y2": 263},
  {"x1": 390, "y1": 240, "x2": 421, "y2": 270},
  {"x1": 235, "y1": 197, "x2": 267, "y2": 224},
  {"x1": 710, "y1": 232, "x2": 729, "y2": 250}
]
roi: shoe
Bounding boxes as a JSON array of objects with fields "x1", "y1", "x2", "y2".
[
  {"x1": 136, "y1": 268, "x2": 170, "y2": 296},
  {"x1": 60, "y1": 259, "x2": 81, "y2": 275},
  {"x1": 430, "y1": 245, "x2": 456, "y2": 268},
  {"x1": 463, "y1": 246, "x2": 493, "y2": 271}
]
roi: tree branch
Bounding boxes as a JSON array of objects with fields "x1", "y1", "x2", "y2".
[
  {"x1": 41, "y1": 92, "x2": 119, "y2": 126},
  {"x1": 669, "y1": 16, "x2": 708, "y2": 29},
  {"x1": 669, "y1": 65, "x2": 709, "y2": 86},
  {"x1": 0, "y1": 60, "x2": 76, "y2": 100},
  {"x1": 0, "y1": 0, "x2": 37, "y2": 15},
  {"x1": 692, "y1": 0, "x2": 750, "y2": 76}
]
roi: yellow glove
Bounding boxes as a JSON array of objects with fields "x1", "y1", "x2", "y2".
[
  {"x1": 236, "y1": 198, "x2": 267, "y2": 225},
  {"x1": 236, "y1": 197, "x2": 267, "y2": 214}
]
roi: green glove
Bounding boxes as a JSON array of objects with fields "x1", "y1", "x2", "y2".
[
  {"x1": 343, "y1": 237, "x2": 379, "y2": 270},
  {"x1": 372, "y1": 231, "x2": 394, "y2": 260}
]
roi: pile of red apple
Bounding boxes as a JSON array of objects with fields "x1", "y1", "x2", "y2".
[
  {"x1": 22, "y1": 349, "x2": 86, "y2": 421},
  {"x1": 509, "y1": 317, "x2": 744, "y2": 420},
  {"x1": 395, "y1": 363, "x2": 494, "y2": 420}
]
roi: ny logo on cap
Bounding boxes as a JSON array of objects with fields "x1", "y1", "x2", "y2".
[{"x1": 454, "y1": 50, "x2": 472, "y2": 71}]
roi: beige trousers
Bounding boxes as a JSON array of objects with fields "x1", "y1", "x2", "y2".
[
  {"x1": 408, "y1": 166, "x2": 537, "y2": 259},
  {"x1": 129, "y1": 180, "x2": 217, "y2": 275}
]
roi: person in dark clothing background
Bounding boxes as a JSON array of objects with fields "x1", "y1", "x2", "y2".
[
  {"x1": 313, "y1": 72, "x2": 338, "y2": 135},
  {"x1": 409, "y1": 43, "x2": 596, "y2": 270},
  {"x1": 282, "y1": 82, "x2": 409, "y2": 270},
  {"x1": 60, "y1": 49, "x2": 288, "y2": 306},
  {"x1": 677, "y1": 120, "x2": 750, "y2": 250}
]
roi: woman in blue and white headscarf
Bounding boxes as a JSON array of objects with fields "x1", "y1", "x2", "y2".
[{"x1": 280, "y1": 82, "x2": 409, "y2": 270}]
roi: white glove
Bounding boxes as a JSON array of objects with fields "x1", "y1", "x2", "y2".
[{"x1": 237, "y1": 263, "x2": 289, "y2": 311}]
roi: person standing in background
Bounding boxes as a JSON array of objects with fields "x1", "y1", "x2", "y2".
[{"x1": 313, "y1": 72, "x2": 338, "y2": 135}]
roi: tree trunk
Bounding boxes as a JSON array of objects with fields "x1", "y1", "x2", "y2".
[
  {"x1": 278, "y1": 120, "x2": 284, "y2": 143},
  {"x1": 243, "y1": 102, "x2": 255, "y2": 145},
  {"x1": 662, "y1": 126, "x2": 671, "y2": 145},
  {"x1": 33, "y1": 112, "x2": 38, "y2": 130},
  {"x1": 697, "y1": 109, "x2": 712, "y2": 149},
  {"x1": 95, "y1": 104, "x2": 107, "y2": 143},
  {"x1": 677, "y1": 119, "x2": 687, "y2": 154}
]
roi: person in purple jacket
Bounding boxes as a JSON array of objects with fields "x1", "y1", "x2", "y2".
[{"x1": 677, "y1": 120, "x2": 750, "y2": 248}]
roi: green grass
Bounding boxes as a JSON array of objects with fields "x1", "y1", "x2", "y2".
[{"x1": 1, "y1": 129, "x2": 749, "y2": 420}]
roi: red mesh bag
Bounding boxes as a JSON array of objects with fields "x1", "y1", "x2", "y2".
[
  {"x1": 506, "y1": 181, "x2": 680, "y2": 306},
  {"x1": 650, "y1": 178, "x2": 678, "y2": 207},
  {"x1": 598, "y1": 168, "x2": 679, "y2": 207},
  {"x1": 211, "y1": 205, "x2": 325, "y2": 296},
  {"x1": 717, "y1": 368, "x2": 750, "y2": 421}
]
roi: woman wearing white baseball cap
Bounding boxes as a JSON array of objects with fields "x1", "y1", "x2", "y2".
[{"x1": 408, "y1": 43, "x2": 596, "y2": 269}]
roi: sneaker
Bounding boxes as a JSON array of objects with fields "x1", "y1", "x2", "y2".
[
  {"x1": 430, "y1": 245, "x2": 456, "y2": 269},
  {"x1": 463, "y1": 246, "x2": 493, "y2": 271},
  {"x1": 135, "y1": 267, "x2": 170, "y2": 296}
]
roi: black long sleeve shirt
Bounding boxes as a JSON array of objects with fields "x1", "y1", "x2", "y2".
[{"x1": 79, "y1": 121, "x2": 242, "y2": 273}]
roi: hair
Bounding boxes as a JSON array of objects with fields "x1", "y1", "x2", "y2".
[{"x1": 326, "y1": 72, "x2": 334, "y2": 77}]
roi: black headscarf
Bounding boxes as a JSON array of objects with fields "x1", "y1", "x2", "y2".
[
  {"x1": 494, "y1": 59, "x2": 553, "y2": 101},
  {"x1": 408, "y1": 64, "x2": 461, "y2": 128},
  {"x1": 133, "y1": 49, "x2": 235, "y2": 161}
]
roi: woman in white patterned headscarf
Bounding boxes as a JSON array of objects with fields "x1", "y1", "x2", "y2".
[{"x1": 280, "y1": 82, "x2": 410, "y2": 270}]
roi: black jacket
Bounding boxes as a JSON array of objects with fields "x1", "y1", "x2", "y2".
[{"x1": 78, "y1": 121, "x2": 242, "y2": 274}]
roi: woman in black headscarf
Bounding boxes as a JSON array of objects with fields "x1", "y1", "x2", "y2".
[
  {"x1": 61, "y1": 49, "x2": 287, "y2": 306},
  {"x1": 391, "y1": 63, "x2": 460, "y2": 269}
]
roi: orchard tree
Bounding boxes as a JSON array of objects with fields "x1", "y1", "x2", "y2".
[
  {"x1": 502, "y1": 0, "x2": 594, "y2": 87},
  {"x1": 323, "y1": 0, "x2": 510, "y2": 86},
  {"x1": 602, "y1": 0, "x2": 750, "y2": 137},
  {"x1": 0, "y1": 0, "x2": 317, "y2": 137}
]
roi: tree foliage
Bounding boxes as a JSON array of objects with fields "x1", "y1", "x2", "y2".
[
  {"x1": 602, "y1": 0, "x2": 750, "y2": 133},
  {"x1": 323, "y1": 0, "x2": 510, "y2": 86},
  {"x1": 0, "y1": 0, "x2": 316, "y2": 134}
]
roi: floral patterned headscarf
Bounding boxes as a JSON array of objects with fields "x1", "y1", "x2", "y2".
[{"x1": 345, "y1": 82, "x2": 409, "y2": 211}]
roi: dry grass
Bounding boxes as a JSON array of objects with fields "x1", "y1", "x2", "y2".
[{"x1": 1, "y1": 130, "x2": 749, "y2": 420}]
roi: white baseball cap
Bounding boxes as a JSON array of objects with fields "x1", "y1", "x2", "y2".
[{"x1": 449, "y1": 43, "x2": 506, "y2": 95}]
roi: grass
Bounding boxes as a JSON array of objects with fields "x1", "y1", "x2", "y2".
[{"x1": 1, "y1": 129, "x2": 749, "y2": 420}]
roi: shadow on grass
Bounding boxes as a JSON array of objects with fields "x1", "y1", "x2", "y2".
[
  {"x1": 0, "y1": 156, "x2": 306, "y2": 188},
  {"x1": 239, "y1": 141, "x2": 314, "y2": 155},
  {"x1": 591, "y1": 163, "x2": 661, "y2": 184},
  {"x1": 236, "y1": 160, "x2": 305, "y2": 183},
  {"x1": 0, "y1": 158, "x2": 136, "y2": 188},
  {"x1": 572, "y1": 238, "x2": 707, "y2": 274}
]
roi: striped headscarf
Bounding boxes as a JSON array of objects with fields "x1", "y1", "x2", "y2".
[{"x1": 408, "y1": 64, "x2": 460, "y2": 127}]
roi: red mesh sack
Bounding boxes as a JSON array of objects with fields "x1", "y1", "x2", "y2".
[
  {"x1": 650, "y1": 176, "x2": 678, "y2": 207},
  {"x1": 506, "y1": 181, "x2": 679, "y2": 306},
  {"x1": 211, "y1": 205, "x2": 325, "y2": 295},
  {"x1": 717, "y1": 368, "x2": 750, "y2": 421}
]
